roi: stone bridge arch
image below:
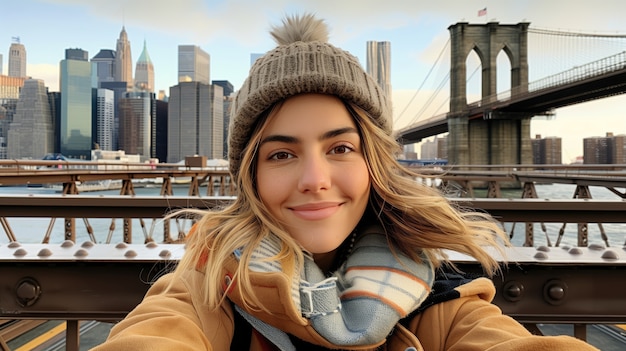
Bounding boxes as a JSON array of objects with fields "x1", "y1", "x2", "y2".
[{"x1": 447, "y1": 22, "x2": 532, "y2": 166}]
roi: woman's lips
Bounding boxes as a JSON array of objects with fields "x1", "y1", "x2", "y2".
[{"x1": 289, "y1": 202, "x2": 342, "y2": 220}]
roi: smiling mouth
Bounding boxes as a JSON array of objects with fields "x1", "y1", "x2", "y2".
[{"x1": 289, "y1": 203, "x2": 342, "y2": 220}]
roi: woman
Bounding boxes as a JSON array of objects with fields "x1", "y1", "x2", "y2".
[{"x1": 91, "y1": 14, "x2": 598, "y2": 351}]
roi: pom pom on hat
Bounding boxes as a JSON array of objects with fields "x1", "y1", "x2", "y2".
[
  {"x1": 270, "y1": 13, "x2": 329, "y2": 45},
  {"x1": 228, "y1": 13, "x2": 392, "y2": 180}
]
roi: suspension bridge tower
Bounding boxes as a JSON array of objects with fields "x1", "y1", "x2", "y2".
[{"x1": 447, "y1": 22, "x2": 533, "y2": 166}]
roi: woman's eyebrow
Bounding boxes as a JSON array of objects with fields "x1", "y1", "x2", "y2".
[
  {"x1": 260, "y1": 134, "x2": 298, "y2": 145},
  {"x1": 260, "y1": 127, "x2": 358, "y2": 146},
  {"x1": 321, "y1": 127, "x2": 358, "y2": 140}
]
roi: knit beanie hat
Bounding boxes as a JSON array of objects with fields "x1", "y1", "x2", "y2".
[{"x1": 228, "y1": 13, "x2": 392, "y2": 179}]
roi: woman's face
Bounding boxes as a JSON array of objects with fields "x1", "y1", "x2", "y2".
[{"x1": 256, "y1": 94, "x2": 370, "y2": 254}]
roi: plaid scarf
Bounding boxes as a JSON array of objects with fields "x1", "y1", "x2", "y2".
[{"x1": 237, "y1": 226, "x2": 434, "y2": 347}]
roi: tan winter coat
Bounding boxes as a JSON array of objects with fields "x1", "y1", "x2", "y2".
[{"x1": 91, "y1": 256, "x2": 598, "y2": 351}]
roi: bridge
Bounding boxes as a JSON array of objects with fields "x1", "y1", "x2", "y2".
[
  {"x1": 0, "y1": 162, "x2": 625, "y2": 349},
  {"x1": 395, "y1": 22, "x2": 626, "y2": 166}
]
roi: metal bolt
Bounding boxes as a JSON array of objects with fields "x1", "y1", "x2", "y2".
[
  {"x1": 543, "y1": 279, "x2": 568, "y2": 305},
  {"x1": 16, "y1": 278, "x2": 41, "y2": 307},
  {"x1": 548, "y1": 285, "x2": 565, "y2": 300},
  {"x1": 503, "y1": 281, "x2": 524, "y2": 302}
]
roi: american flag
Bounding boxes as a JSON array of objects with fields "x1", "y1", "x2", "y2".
[{"x1": 478, "y1": 7, "x2": 487, "y2": 17}]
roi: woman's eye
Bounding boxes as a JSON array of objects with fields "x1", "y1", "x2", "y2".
[
  {"x1": 330, "y1": 145, "x2": 353, "y2": 154},
  {"x1": 270, "y1": 151, "x2": 292, "y2": 160}
]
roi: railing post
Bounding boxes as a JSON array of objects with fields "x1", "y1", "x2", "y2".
[
  {"x1": 573, "y1": 324, "x2": 587, "y2": 342},
  {"x1": 163, "y1": 219, "x2": 171, "y2": 243},
  {"x1": 66, "y1": 320, "x2": 80, "y2": 351},
  {"x1": 120, "y1": 180, "x2": 136, "y2": 243},
  {"x1": 160, "y1": 177, "x2": 173, "y2": 196},
  {"x1": 486, "y1": 181, "x2": 502, "y2": 198},
  {"x1": 573, "y1": 185, "x2": 592, "y2": 247},
  {"x1": 65, "y1": 218, "x2": 76, "y2": 242},
  {"x1": 521, "y1": 182, "x2": 539, "y2": 247},
  {"x1": 123, "y1": 219, "x2": 132, "y2": 244},
  {"x1": 189, "y1": 176, "x2": 200, "y2": 196},
  {"x1": 524, "y1": 222, "x2": 534, "y2": 247}
]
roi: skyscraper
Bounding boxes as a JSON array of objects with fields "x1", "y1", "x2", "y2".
[
  {"x1": 0, "y1": 75, "x2": 25, "y2": 99},
  {"x1": 60, "y1": 48, "x2": 93, "y2": 159},
  {"x1": 100, "y1": 81, "x2": 127, "y2": 150},
  {"x1": 212, "y1": 80, "x2": 234, "y2": 97},
  {"x1": 95, "y1": 88, "x2": 115, "y2": 151},
  {"x1": 0, "y1": 74, "x2": 26, "y2": 159},
  {"x1": 118, "y1": 91, "x2": 155, "y2": 158},
  {"x1": 65, "y1": 48, "x2": 88, "y2": 61},
  {"x1": 366, "y1": 41, "x2": 392, "y2": 98},
  {"x1": 212, "y1": 80, "x2": 234, "y2": 158},
  {"x1": 48, "y1": 91, "x2": 61, "y2": 154},
  {"x1": 167, "y1": 82, "x2": 223, "y2": 162},
  {"x1": 8, "y1": 38, "x2": 27, "y2": 78},
  {"x1": 0, "y1": 99, "x2": 18, "y2": 160},
  {"x1": 155, "y1": 99, "x2": 168, "y2": 162},
  {"x1": 7, "y1": 79, "x2": 54, "y2": 159},
  {"x1": 91, "y1": 49, "x2": 116, "y2": 84},
  {"x1": 178, "y1": 45, "x2": 210, "y2": 84},
  {"x1": 114, "y1": 26, "x2": 133, "y2": 90},
  {"x1": 135, "y1": 40, "x2": 154, "y2": 92}
]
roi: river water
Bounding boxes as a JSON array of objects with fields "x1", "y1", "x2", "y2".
[{"x1": 1, "y1": 183, "x2": 624, "y2": 248}]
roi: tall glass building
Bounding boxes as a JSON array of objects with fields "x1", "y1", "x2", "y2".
[
  {"x1": 118, "y1": 91, "x2": 155, "y2": 159},
  {"x1": 366, "y1": 41, "x2": 392, "y2": 98},
  {"x1": 95, "y1": 88, "x2": 115, "y2": 151},
  {"x1": 91, "y1": 49, "x2": 116, "y2": 84},
  {"x1": 167, "y1": 82, "x2": 223, "y2": 162},
  {"x1": 178, "y1": 45, "x2": 210, "y2": 84},
  {"x1": 60, "y1": 48, "x2": 94, "y2": 159}
]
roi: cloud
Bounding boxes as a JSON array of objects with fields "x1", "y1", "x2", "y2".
[{"x1": 39, "y1": 0, "x2": 282, "y2": 46}]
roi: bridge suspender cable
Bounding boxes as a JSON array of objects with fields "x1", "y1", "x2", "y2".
[
  {"x1": 528, "y1": 27, "x2": 626, "y2": 38},
  {"x1": 408, "y1": 71, "x2": 449, "y2": 125},
  {"x1": 394, "y1": 38, "x2": 450, "y2": 126},
  {"x1": 426, "y1": 63, "x2": 481, "y2": 119}
]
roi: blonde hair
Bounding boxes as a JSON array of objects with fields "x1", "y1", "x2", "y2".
[
  {"x1": 170, "y1": 98, "x2": 509, "y2": 311},
  {"x1": 344, "y1": 103, "x2": 508, "y2": 271},
  {"x1": 171, "y1": 103, "x2": 308, "y2": 311}
]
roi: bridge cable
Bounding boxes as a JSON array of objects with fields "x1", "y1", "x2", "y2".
[
  {"x1": 528, "y1": 26, "x2": 626, "y2": 81},
  {"x1": 528, "y1": 27, "x2": 626, "y2": 39},
  {"x1": 408, "y1": 72, "x2": 449, "y2": 125},
  {"x1": 394, "y1": 38, "x2": 450, "y2": 126},
  {"x1": 408, "y1": 61, "x2": 480, "y2": 125},
  {"x1": 428, "y1": 63, "x2": 476, "y2": 117}
]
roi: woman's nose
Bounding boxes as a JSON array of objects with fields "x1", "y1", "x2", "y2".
[{"x1": 297, "y1": 154, "x2": 331, "y2": 193}]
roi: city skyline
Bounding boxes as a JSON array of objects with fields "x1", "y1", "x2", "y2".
[{"x1": 2, "y1": 0, "x2": 626, "y2": 162}]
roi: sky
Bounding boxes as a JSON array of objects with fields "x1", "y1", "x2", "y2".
[{"x1": 2, "y1": 0, "x2": 625, "y2": 163}]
